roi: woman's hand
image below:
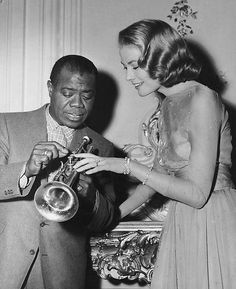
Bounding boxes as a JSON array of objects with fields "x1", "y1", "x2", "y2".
[{"x1": 73, "y1": 153, "x2": 126, "y2": 175}]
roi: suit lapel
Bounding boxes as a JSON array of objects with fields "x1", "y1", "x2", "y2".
[{"x1": 30, "y1": 105, "x2": 48, "y2": 144}]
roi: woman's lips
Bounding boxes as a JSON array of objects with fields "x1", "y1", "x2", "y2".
[{"x1": 133, "y1": 82, "x2": 143, "y2": 89}]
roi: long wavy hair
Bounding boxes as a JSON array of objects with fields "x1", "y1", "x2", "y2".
[{"x1": 118, "y1": 19, "x2": 201, "y2": 87}]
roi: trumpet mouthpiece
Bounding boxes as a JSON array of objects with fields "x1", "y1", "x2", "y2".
[{"x1": 82, "y1": 136, "x2": 91, "y2": 144}]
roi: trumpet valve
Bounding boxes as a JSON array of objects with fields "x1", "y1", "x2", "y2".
[{"x1": 67, "y1": 155, "x2": 74, "y2": 171}]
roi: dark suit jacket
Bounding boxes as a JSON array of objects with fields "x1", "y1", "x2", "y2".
[{"x1": 0, "y1": 105, "x2": 116, "y2": 289}]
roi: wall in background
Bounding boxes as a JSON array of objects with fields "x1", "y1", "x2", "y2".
[{"x1": 0, "y1": 0, "x2": 82, "y2": 111}]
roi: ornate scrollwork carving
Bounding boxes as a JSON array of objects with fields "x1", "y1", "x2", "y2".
[{"x1": 90, "y1": 221, "x2": 163, "y2": 284}]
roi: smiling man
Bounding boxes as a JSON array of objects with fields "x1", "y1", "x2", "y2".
[{"x1": 0, "y1": 55, "x2": 117, "y2": 289}]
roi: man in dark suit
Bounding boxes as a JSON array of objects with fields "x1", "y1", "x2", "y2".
[{"x1": 0, "y1": 55, "x2": 117, "y2": 289}]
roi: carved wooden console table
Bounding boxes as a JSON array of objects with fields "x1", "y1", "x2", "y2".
[{"x1": 90, "y1": 221, "x2": 163, "y2": 284}]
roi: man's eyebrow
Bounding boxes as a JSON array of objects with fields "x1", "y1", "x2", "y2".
[
  {"x1": 82, "y1": 89, "x2": 94, "y2": 92},
  {"x1": 61, "y1": 87, "x2": 76, "y2": 90},
  {"x1": 61, "y1": 87, "x2": 94, "y2": 93},
  {"x1": 121, "y1": 60, "x2": 138, "y2": 66}
]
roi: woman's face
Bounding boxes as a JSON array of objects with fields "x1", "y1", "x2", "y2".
[{"x1": 119, "y1": 45, "x2": 161, "y2": 97}]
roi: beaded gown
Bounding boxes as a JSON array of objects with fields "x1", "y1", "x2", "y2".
[{"x1": 144, "y1": 81, "x2": 236, "y2": 289}]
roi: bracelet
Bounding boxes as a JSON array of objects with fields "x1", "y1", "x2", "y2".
[
  {"x1": 142, "y1": 165, "x2": 153, "y2": 185},
  {"x1": 123, "y1": 157, "x2": 131, "y2": 175}
]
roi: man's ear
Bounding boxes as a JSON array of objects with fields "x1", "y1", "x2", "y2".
[{"x1": 47, "y1": 80, "x2": 53, "y2": 97}]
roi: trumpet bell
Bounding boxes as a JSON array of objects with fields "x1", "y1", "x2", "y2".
[{"x1": 34, "y1": 181, "x2": 79, "y2": 222}]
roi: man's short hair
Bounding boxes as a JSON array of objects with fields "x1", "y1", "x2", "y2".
[{"x1": 50, "y1": 55, "x2": 98, "y2": 86}]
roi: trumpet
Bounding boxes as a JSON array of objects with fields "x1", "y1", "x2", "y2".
[{"x1": 34, "y1": 136, "x2": 93, "y2": 222}]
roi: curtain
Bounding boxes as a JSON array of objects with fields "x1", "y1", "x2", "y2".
[{"x1": 0, "y1": 0, "x2": 82, "y2": 112}]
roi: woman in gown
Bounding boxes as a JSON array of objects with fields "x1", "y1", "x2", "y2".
[{"x1": 74, "y1": 19, "x2": 236, "y2": 288}]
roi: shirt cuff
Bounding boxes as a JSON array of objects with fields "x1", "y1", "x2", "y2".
[{"x1": 19, "y1": 164, "x2": 32, "y2": 189}]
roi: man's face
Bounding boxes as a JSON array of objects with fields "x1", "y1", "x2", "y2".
[{"x1": 48, "y1": 68, "x2": 96, "y2": 129}]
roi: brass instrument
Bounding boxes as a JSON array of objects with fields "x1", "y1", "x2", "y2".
[{"x1": 34, "y1": 136, "x2": 93, "y2": 222}]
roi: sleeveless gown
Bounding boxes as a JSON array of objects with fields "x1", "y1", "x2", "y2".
[{"x1": 148, "y1": 82, "x2": 236, "y2": 289}]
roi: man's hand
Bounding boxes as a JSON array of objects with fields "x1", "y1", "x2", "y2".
[{"x1": 25, "y1": 141, "x2": 69, "y2": 178}]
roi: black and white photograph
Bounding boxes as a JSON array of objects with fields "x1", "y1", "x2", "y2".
[{"x1": 0, "y1": 1, "x2": 236, "y2": 288}]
